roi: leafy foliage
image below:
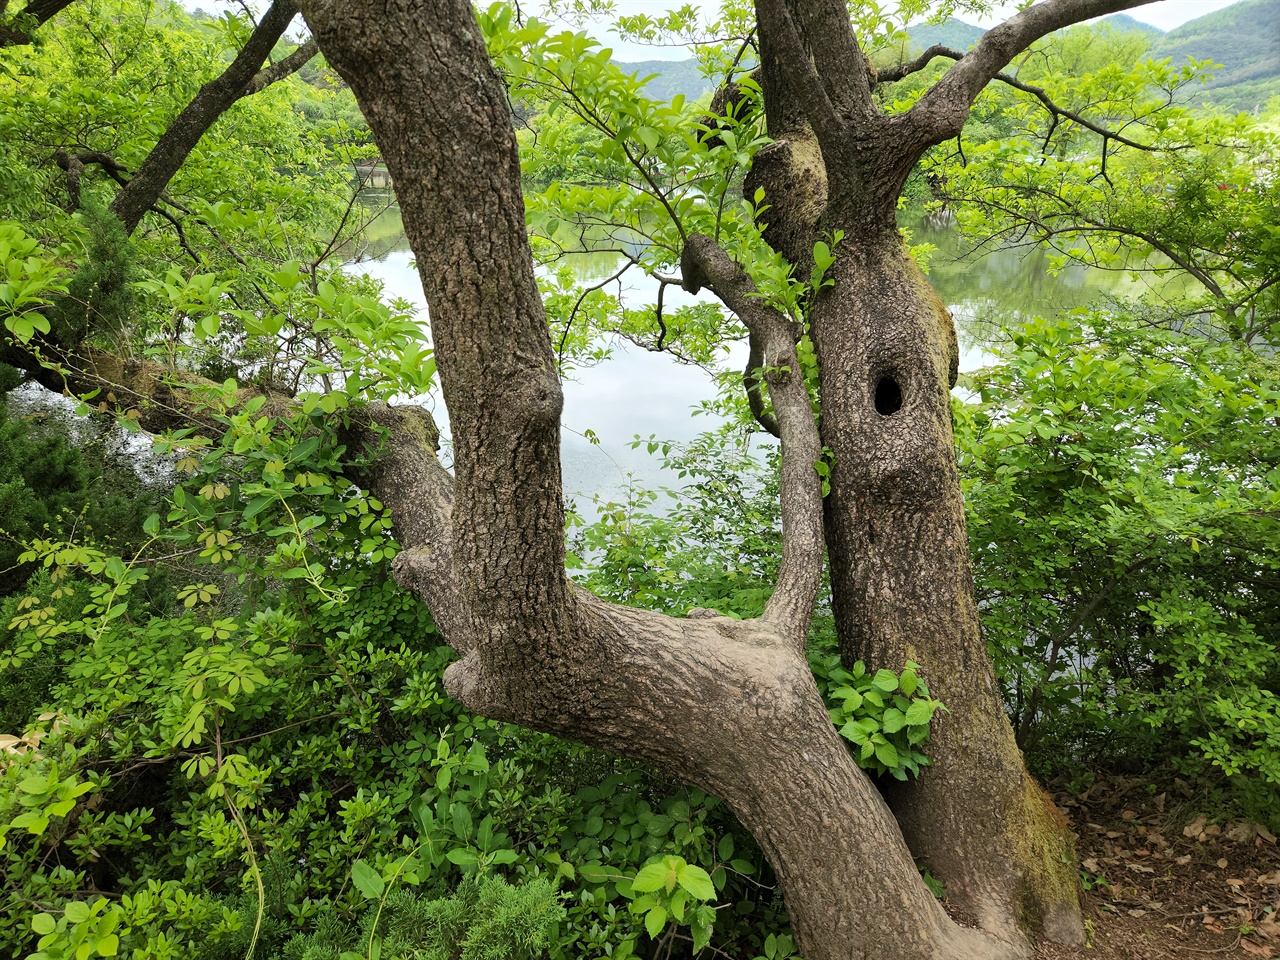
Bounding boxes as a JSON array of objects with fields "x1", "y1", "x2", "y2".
[
  {"x1": 958, "y1": 315, "x2": 1280, "y2": 822},
  {"x1": 813, "y1": 658, "x2": 946, "y2": 781},
  {"x1": 3, "y1": 2, "x2": 1280, "y2": 959}
]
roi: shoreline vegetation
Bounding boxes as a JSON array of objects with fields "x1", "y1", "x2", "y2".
[{"x1": 0, "y1": 2, "x2": 1276, "y2": 959}]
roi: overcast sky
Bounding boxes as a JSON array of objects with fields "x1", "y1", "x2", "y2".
[
  {"x1": 551, "y1": 0, "x2": 1243, "y2": 60},
  {"x1": 184, "y1": 0, "x2": 1249, "y2": 58}
]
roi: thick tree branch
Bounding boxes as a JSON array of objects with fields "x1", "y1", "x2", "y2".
[
  {"x1": 681, "y1": 232, "x2": 823, "y2": 645},
  {"x1": 110, "y1": 0, "x2": 300, "y2": 234},
  {"x1": 753, "y1": 0, "x2": 842, "y2": 146},
  {"x1": 300, "y1": 0, "x2": 575, "y2": 694},
  {"x1": 884, "y1": 44, "x2": 1162, "y2": 153},
  {"x1": 237, "y1": 37, "x2": 317, "y2": 100},
  {"x1": 0, "y1": 0, "x2": 75, "y2": 46},
  {"x1": 907, "y1": 0, "x2": 1157, "y2": 145},
  {"x1": 790, "y1": 0, "x2": 873, "y2": 120}
]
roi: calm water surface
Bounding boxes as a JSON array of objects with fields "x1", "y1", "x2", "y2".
[{"x1": 352, "y1": 206, "x2": 1169, "y2": 507}]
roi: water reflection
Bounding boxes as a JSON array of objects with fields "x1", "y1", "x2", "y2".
[
  {"x1": 351, "y1": 204, "x2": 1173, "y2": 507},
  {"x1": 910, "y1": 211, "x2": 1191, "y2": 353}
]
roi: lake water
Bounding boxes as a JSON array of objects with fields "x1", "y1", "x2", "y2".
[
  {"x1": 351, "y1": 205, "x2": 1170, "y2": 509},
  {"x1": 6, "y1": 205, "x2": 1172, "y2": 511}
]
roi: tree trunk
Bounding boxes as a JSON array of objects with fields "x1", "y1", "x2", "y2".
[
  {"x1": 811, "y1": 229, "x2": 1086, "y2": 945},
  {"x1": 295, "y1": 3, "x2": 1037, "y2": 958}
]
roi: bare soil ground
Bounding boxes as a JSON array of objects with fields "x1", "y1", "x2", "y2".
[{"x1": 1027, "y1": 775, "x2": 1279, "y2": 960}]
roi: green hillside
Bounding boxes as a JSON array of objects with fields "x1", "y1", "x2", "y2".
[
  {"x1": 1101, "y1": 13, "x2": 1162, "y2": 35},
  {"x1": 903, "y1": 17, "x2": 985, "y2": 52},
  {"x1": 616, "y1": 59, "x2": 716, "y2": 104},
  {"x1": 1150, "y1": 0, "x2": 1280, "y2": 111}
]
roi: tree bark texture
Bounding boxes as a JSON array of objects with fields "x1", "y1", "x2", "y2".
[
  {"x1": 293, "y1": 2, "x2": 1046, "y2": 958},
  {"x1": 809, "y1": 233, "x2": 1084, "y2": 945},
  {"x1": 742, "y1": 0, "x2": 1092, "y2": 944}
]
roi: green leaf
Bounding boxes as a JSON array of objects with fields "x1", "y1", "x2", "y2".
[
  {"x1": 717, "y1": 833, "x2": 734, "y2": 861},
  {"x1": 905, "y1": 700, "x2": 936, "y2": 726},
  {"x1": 243, "y1": 495, "x2": 273, "y2": 520},
  {"x1": 676, "y1": 863, "x2": 716, "y2": 900},
  {"x1": 881, "y1": 708, "x2": 907, "y2": 734},
  {"x1": 644, "y1": 905, "x2": 668, "y2": 939},
  {"x1": 31, "y1": 914, "x2": 56, "y2": 936},
  {"x1": 351, "y1": 859, "x2": 384, "y2": 899},
  {"x1": 64, "y1": 901, "x2": 90, "y2": 924},
  {"x1": 632, "y1": 862, "x2": 674, "y2": 893},
  {"x1": 874, "y1": 740, "x2": 899, "y2": 770},
  {"x1": 446, "y1": 847, "x2": 479, "y2": 866},
  {"x1": 872, "y1": 668, "x2": 899, "y2": 692}
]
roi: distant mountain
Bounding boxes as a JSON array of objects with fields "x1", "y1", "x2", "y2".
[
  {"x1": 616, "y1": 59, "x2": 716, "y2": 104},
  {"x1": 1100, "y1": 13, "x2": 1162, "y2": 35},
  {"x1": 903, "y1": 17, "x2": 986, "y2": 52},
  {"x1": 1148, "y1": 0, "x2": 1280, "y2": 111},
  {"x1": 617, "y1": 0, "x2": 1278, "y2": 113}
]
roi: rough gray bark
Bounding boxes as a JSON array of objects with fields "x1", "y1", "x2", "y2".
[
  {"x1": 3, "y1": 0, "x2": 1166, "y2": 957},
  {"x1": 737, "y1": 0, "x2": 1156, "y2": 947}
]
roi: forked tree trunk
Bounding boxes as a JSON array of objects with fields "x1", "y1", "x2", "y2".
[
  {"x1": 293, "y1": 4, "x2": 1041, "y2": 959},
  {"x1": 282, "y1": 0, "x2": 1166, "y2": 957},
  {"x1": 811, "y1": 231, "x2": 1085, "y2": 944}
]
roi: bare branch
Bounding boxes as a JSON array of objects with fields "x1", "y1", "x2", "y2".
[
  {"x1": 876, "y1": 44, "x2": 964, "y2": 85},
  {"x1": 990, "y1": 70, "x2": 1163, "y2": 152},
  {"x1": 888, "y1": 42, "x2": 1163, "y2": 154},
  {"x1": 744, "y1": 331, "x2": 781, "y2": 438},
  {"x1": 907, "y1": 0, "x2": 1158, "y2": 145},
  {"x1": 681, "y1": 233, "x2": 822, "y2": 645},
  {"x1": 237, "y1": 37, "x2": 318, "y2": 100}
]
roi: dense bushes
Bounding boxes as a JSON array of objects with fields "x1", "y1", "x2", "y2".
[{"x1": 958, "y1": 315, "x2": 1280, "y2": 822}]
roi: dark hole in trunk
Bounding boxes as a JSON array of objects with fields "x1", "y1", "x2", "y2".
[{"x1": 875, "y1": 376, "x2": 902, "y2": 416}]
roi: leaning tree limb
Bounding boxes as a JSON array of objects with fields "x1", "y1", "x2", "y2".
[
  {"x1": 907, "y1": 0, "x2": 1157, "y2": 147},
  {"x1": 681, "y1": 232, "x2": 824, "y2": 646},
  {"x1": 879, "y1": 44, "x2": 1170, "y2": 153},
  {"x1": 0, "y1": 0, "x2": 76, "y2": 46},
  {"x1": 109, "y1": 0, "x2": 306, "y2": 234}
]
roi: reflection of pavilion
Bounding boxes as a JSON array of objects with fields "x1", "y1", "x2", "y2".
[{"x1": 354, "y1": 158, "x2": 392, "y2": 188}]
